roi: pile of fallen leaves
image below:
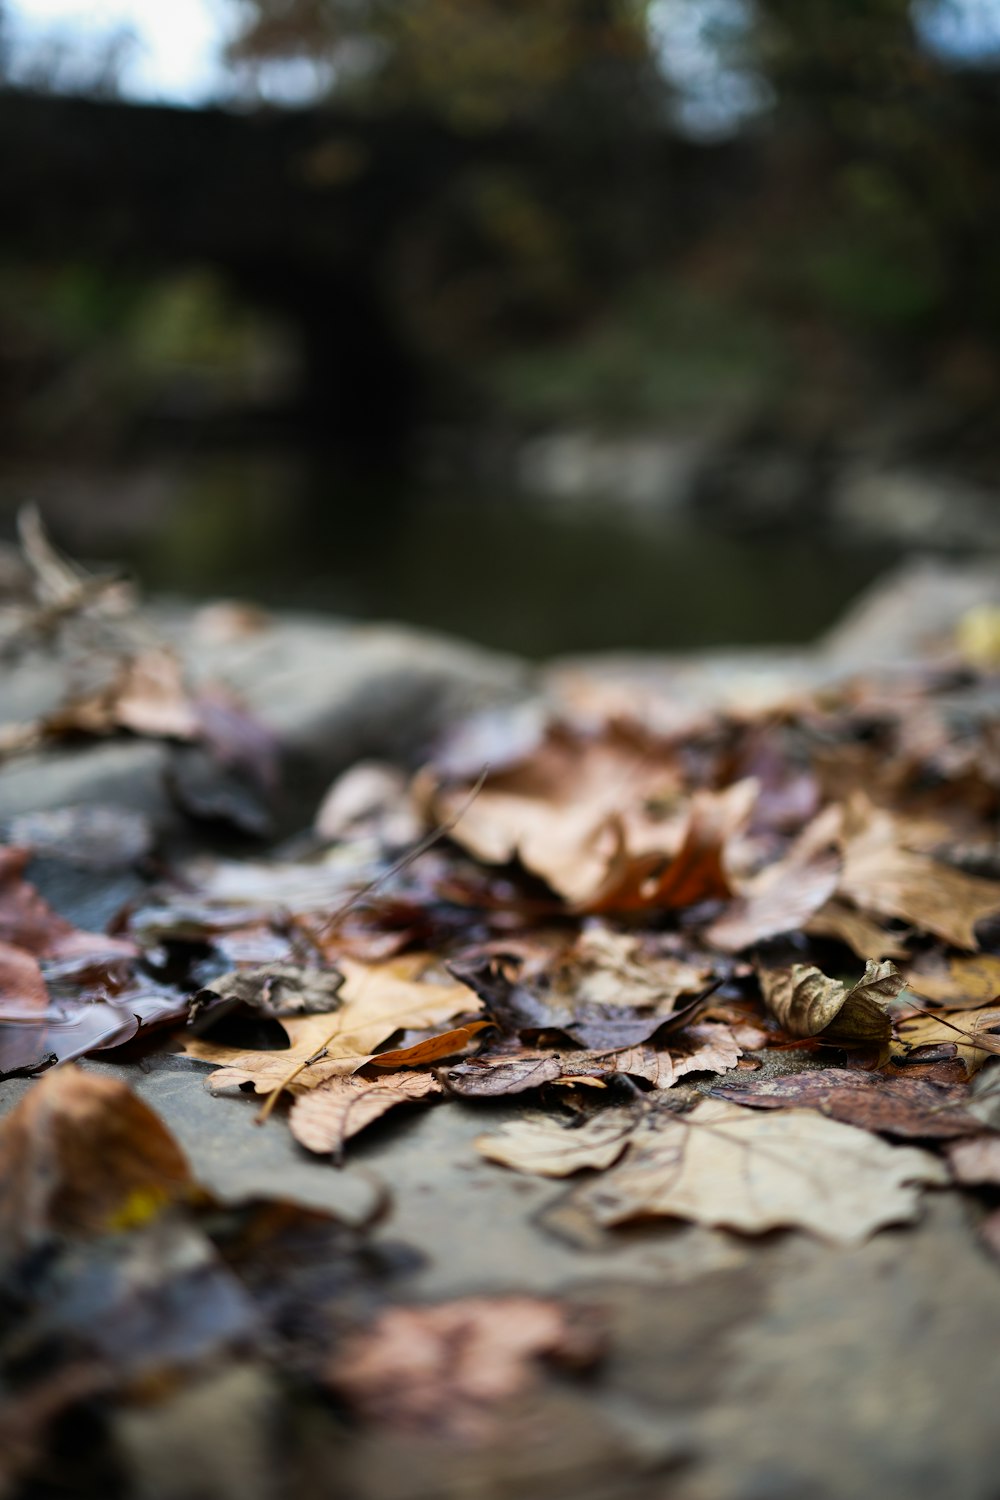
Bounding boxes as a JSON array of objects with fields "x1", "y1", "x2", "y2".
[{"x1": 4, "y1": 582, "x2": 1000, "y2": 1485}]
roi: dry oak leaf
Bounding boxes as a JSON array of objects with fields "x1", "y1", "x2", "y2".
[
  {"x1": 421, "y1": 725, "x2": 686, "y2": 905},
  {"x1": 328, "y1": 1296, "x2": 601, "y2": 1439},
  {"x1": 478, "y1": 1100, "x2": 946, "y2": 1244},
  {"x1": 838, "y1": 799, "x2": 1000, "y2": 950},
  {"x1": 289, "y1": 1071, "x2": 441, "y2": 1155},
  {"x1": 758, "y1": 959, "x2": 903, "y2": 1046},
  {"x1": 904, "y1": 954, "x2": 1000, "y2": 1009},
  {"x1": 704, "y1": 804, "x2": 842, "y2": 952},
  {"x1": 713, "y1": 1067, "x2": 983, "y2": 1140},
  {"x1": 184, "y1": 954, "x2": 478, "y2": 1095},
  {"x1": 0, "y1": 1066, "x2": 195, "y2": 1254}
]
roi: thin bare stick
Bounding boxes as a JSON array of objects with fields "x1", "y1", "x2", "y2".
[
  {"x1": 895, "y1": 996, "x2": 1000, "y2": 1053},
  {"x1": 254, "y1": 1021, "x2": 344, "y2": 1124},
  {"x1": 313, "y1": 765, "x2": 489, "y2": 942}
]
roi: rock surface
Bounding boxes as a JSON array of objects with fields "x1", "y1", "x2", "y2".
[{"x1": 0, "y1": 609, "x2": 531, "y2": 839}]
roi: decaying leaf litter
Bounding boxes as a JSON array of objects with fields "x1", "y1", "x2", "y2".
[{"x1": 3, "y1": 521, "x2": 1000, "y2": 1489}]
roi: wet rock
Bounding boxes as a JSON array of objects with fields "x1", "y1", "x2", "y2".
[{"x1": 0, "y1": 612, "x2": 532, "y2": 839}]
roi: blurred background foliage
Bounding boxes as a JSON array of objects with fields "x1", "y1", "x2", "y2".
[{"x1": 0, "y1": 0, "x2": 998, "y2": 652}]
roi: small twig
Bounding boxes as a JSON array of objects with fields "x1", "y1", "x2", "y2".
[
  {"x1": 312, "y1": 765, "x2": 489, "y2": 943},
  {"x1": 254, "y1": 1023, "x2": 344, "y2": 1125},
  {"x1": 895, "y1": 996, "x2": 1000, "y2": 1052}
]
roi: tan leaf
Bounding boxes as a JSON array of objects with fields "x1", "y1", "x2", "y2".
[
  {"x1": 574, "y1": 1100, "x2": 946, "y2": 1242},
  {"x1": 289, "y1": 1072, "x2": 441, "y2": 1155},
  {"x1": 804, "y1": 899, "x2": 910, "y2": 962},
  {"x1": 947, "y1": 1133, "x2": 1000, "y2": 1185},
  {"x1": 905, "y1": 955, "x2": 1000, "y2": 1009},
  {"x1": 706, "y1": 805, "x2": 842, "y2": 951},
  {"x1": 48, "y1": 648, "x2": 199, "y2": 742},
  {"x1": 838, "y1": 800, "x2": 1000, "y2": 950},
  {"x1": 556, "y1": 926, "x2": 714, "y2": 1011},
  {"x1": 327, "y1": 1296, "x2": 601, "y2": 1438},
  {"x1": 758, "y1": 959, "x2": 901, "y2": 1045},
  {"x1": 476, "y1": 1109, "x2": 637, "y2": 1176},
  {"x1": 582, "y1": 781, "x2": 757, "y2": 915},
  {"x1": 423, "y1": 725, "x2": 685, "y2": 905},
  {"x1": 893, "y1": 1004, "x2": 1000, "y2": 1075},
  {"x1": 478, "y1": 1100, "x2": 946, "y2": 1243},
  {"x1": 183, "y1": 954, "x2": 477, "y2": 1095},
  {"x1": 446, "y1": 1025, "x2": 742, "y2": 1098},
  {"x1": 0, "y1": 1066, "x2": 195, "y2": 1252}
]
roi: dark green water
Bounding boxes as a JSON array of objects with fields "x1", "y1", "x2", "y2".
[{"x1": 1, "y1": 455, "x2": 888, "y2": 657}]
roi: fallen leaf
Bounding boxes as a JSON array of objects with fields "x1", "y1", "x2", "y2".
[
  {"x1": 477, "y1": 1110, "x2": 640, "y2": 1176},
  {"x1": 192, "y1": 964, "x2": 346, "y2": 1026},
  {"x1": 804, "y1": 899, "x2": 910, "y2": 961},
  {"x1": 184, "y1": 954, "x2": 478, "y2": 1095},
  {"x1": 422, "y1": 724, "x2": 684, "y2": 905},
  {"x1": 576, "y1": 1100, "x2": 947, "y2": 1242},
  {"x1": 905, "y1": 954, "x2": 1000, "y2": 1009},
  {"x1": 582, "y1": 781, "x2": 757, "y2": 914},
  {"x1": 893, "y1": 1004, "x2": 1000, "y2": 1075},
  {"x1": 48, "y1": 647, "x2": 200, "y2": 741},
  {"x1": 289, "y1": 1071, "x2": 441, "y2": 1155},
  {"x1": 713, "y1": 1067, "x2": 983, "y2": 1139},
  {"x1": 618, "y1": 1023, "x2": 743, "y2": 1084},
  {"x1": 758, "y1": 959, "x2": 902, "y2": 1045},
  {"x1": 946, "y1": 1133, "x2": 1000, "y2": 1185},
  {"x1": 838, "y1": 799, "x2": 1000, "y2": 950},
  {"x1": 3, "y1": 982, "x2": 189, "y2": 1078},
  {"x1": 704, "y1": 805, "x2": 842, "y2": 951},
  {"x1": 478, "y1": 1100, "x2": 947, "y2": 1243},
  {"x1": 367, "y1": 1020, "x2": 490, "y2": 1067},
  {"x1": 327, "y1": 1296, "x2": 601, "y2": 1438},
  {"x1": 0, "y1": 845, "x2": 136, "y2": 965},
  {"x1": 0, "y1": 1066, "x2": 195, "y2": 1254},
  {"x1": 444, "y1": 1051, "x2": 568, "y2": 1096},
  {"x1": 450, "y1": 939, "x2": 712, "y2": 1053},
  {"x1": 0, "y1": 941, "x2": 50, "y2": 1073},
  {"x1": 445, "y1": 1024, "x2": 742, "y2": 1098},
  {"x1": 314, "y1": 761, "x2": 420, "y2": 846},
  {"x1": 0, "y1": 846, "x2": 167, "y2": 1075}
]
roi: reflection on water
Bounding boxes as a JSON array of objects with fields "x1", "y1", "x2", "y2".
[{"x1": 1, "y1": 452, "x2": 889, "y2": 658}]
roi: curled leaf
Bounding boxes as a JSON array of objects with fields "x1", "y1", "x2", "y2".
[{"x1": 758, "y1": 959, "x2": 901, "y2": 1046}]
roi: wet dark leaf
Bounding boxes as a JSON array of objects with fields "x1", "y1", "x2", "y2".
[{"x1": 712, "y1": 1067, "x2": 982, "y2": 1140}]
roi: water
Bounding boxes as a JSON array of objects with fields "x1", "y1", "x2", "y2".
[{"x1": 0, "y1": 452, "x2": 888, "y2": 658}]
